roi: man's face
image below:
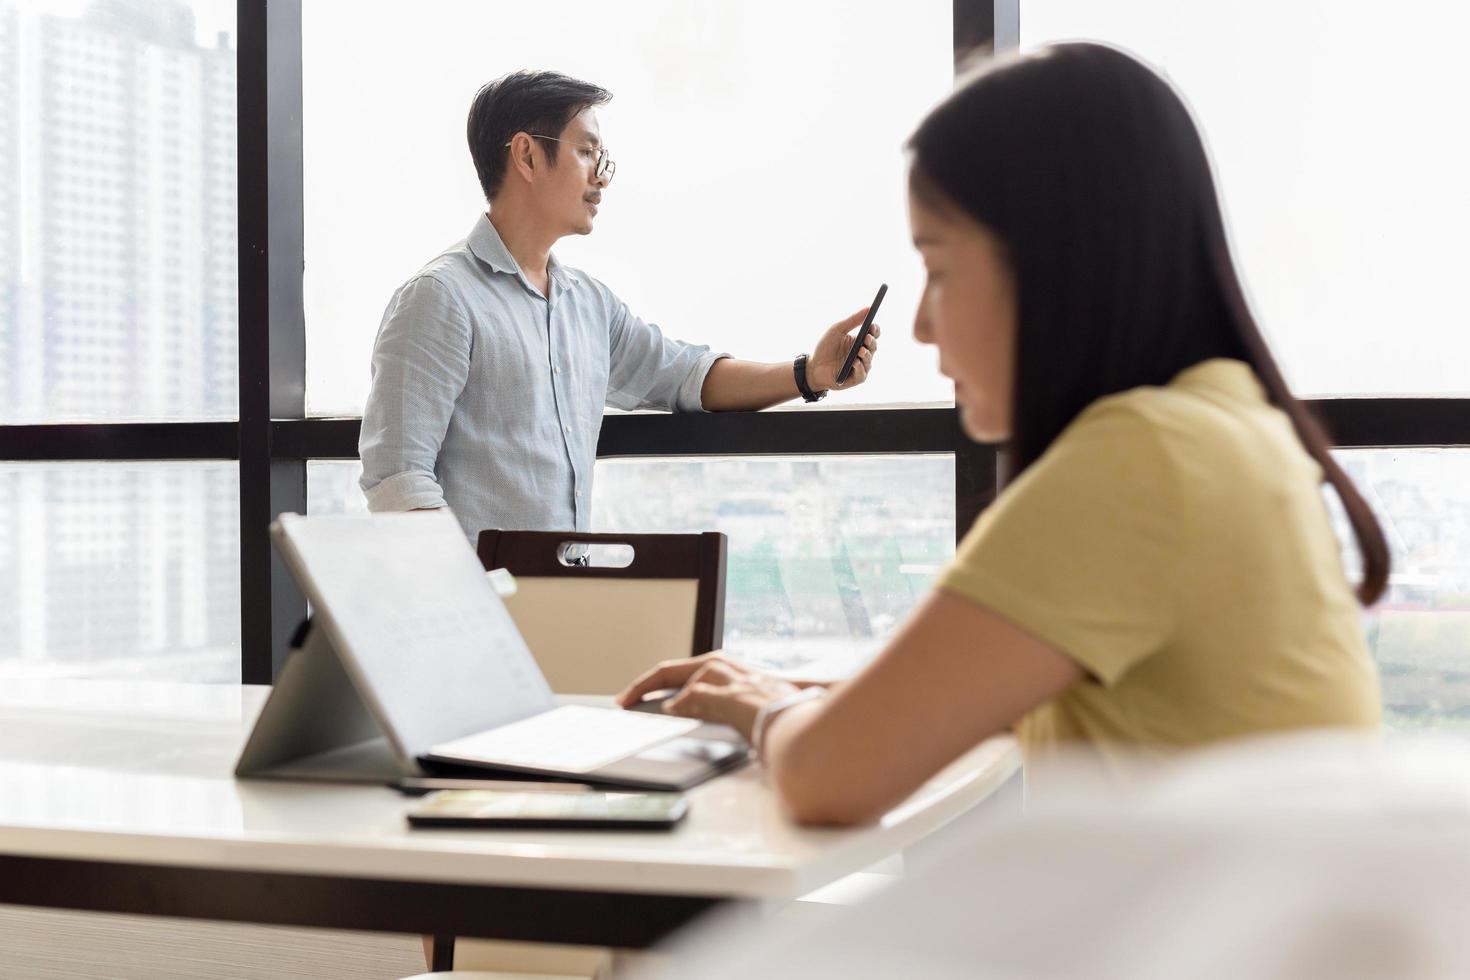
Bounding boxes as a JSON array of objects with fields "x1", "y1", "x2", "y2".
[{"x1": 537, "y1": 107, "x2": 609, "y2": 237}]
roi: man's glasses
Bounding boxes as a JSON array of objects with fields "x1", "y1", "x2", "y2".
[{"x1": 505, "y1": 134, "x2": 616, "y2": 182}]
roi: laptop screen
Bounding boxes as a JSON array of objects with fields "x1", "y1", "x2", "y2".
[{"x1": 271, "y1": 511, "x2": 557, "y2": 759}]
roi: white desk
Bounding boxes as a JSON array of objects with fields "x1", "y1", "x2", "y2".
[{"x1": 0, "y1": 679, "x2": 1018, "y2": 949}]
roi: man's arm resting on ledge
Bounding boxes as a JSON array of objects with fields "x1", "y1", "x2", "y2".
[{"x1": 700, "y1": 358, "x2": 801, "y2": 412}]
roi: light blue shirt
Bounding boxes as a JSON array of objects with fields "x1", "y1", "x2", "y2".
[{"x1": 359, "y1": 214, "x2": 726, "y2": 538}]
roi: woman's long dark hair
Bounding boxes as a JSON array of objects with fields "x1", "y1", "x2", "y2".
[{"x1": 908, "y1": 42, "x2": 1388, "y2": 605}]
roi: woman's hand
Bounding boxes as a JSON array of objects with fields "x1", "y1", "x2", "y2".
[{"x1": 616, "y1": 654, "x2": 802, "y2": 742}]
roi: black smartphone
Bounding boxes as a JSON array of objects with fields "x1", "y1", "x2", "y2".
[
  {"x1": 835, "y1": 283, "x2": 887, "y2": 385},
  {"x1": 407, "y1": 789, "x2": 689, "y2": 831},
  {"x1": 391, "y1": 776, "x2": 592, "y2": 797}
]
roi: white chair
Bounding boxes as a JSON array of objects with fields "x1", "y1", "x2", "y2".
[{"x1": 651, "y1": 733, "x2": 1470, "y2": 980}]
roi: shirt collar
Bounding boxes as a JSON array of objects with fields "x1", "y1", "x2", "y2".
[
  {"x1": 467, "y1": 213, "x2": 581, "y2": 288},
  {"x1": 1173, "y1": 358, "x2": 1267, "y2": 403},
  {"x1": 547, "y1": 251, "x2": 580, "y2": 288}
]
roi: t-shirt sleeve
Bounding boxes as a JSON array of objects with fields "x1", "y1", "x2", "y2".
[{"x1": 938, "y1": 401, "x2": 1182, "y2": 685}]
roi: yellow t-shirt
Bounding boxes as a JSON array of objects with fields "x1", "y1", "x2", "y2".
[{"x1": 938, "y1": 359, "x2": 1380, "y2": 772}]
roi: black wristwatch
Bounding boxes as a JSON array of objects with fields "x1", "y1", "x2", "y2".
[{"x1": 793, "y1": 353, "x2": 826, "y2": 403}]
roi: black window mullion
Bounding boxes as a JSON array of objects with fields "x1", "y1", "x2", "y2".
[
  {"x1": 950, "y1": 0, "x2": 1015, "y2": 541},
  {"x1": 0, "y1": 423, "x2": 237, "y2": 460},
  {"x1": 1315, "y1": 400, "x2": 1470, "y2": 449},
  {"x1": 956, "y1": 0, "x2": 1019, "y2": 66},
  {"x1": 239, "y1": 0, "x2": 307, "y2": 684},
  {"x1": 956, "y1": 434, "x2": 1000, "y2": 540},
  {"x1": 596, "y1": 408, "x2": 964, "y2": 457}
]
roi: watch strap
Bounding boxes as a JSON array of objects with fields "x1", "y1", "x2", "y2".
[{"x1": 793, "y1": 354, "x2": 826, "y2": 403}]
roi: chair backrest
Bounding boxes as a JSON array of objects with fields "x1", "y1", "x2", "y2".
[{"x1": 476, "y1": 529, "x2": 727, "y2": 695}]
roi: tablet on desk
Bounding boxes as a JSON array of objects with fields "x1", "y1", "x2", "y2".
[{"x1": 407, "y1": 789, "x2": 689, "y2": 831}]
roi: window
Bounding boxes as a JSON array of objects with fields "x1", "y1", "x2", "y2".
[
  {"x1": 1, "y1": 0, "x2": 238, "y2": 423},
  {"x1": 1336, "y1": 450, "x2": 1470, "y2": 730},
  {"x1": 37, "y1": 0, "x2": 1466, "y2": 723},
  {"x1": 595, "y1": 455, "x2": 954, "y2": 675},
  {"x1": 307, "y1": 459, "x2": 370, "y2": 518},
  {"x1": 301, "y1": 0, "x2": 955, "y2": 417},
  {"x1": 1019, "y1": 1, "x2": 1470, "y2": 396},
  {"x1": 0, "y1": 462, "x2": 241, "y2": 682}
]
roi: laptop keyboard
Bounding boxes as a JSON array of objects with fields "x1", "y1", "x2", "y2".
[{"x1": 430, "y1": 705, "x2": 701, "y2": 774}]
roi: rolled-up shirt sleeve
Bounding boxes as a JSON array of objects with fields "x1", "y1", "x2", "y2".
[
  {"x1": 599, "y1": 280, "x2": 728, "y2": 413},
  {"x1": 358, "y1": 274, "x2": 472, "y2": 511}
]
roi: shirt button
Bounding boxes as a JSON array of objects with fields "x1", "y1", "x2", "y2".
[
  {"x1": 563, "y1": 425, "x2": 571, "y2": 434},
  {"x1": 575, "y1": 491, "x2": 582, "y2": 499},
  {"x1": 554, "y1": 367, "x2": 561, "y2": 374}
]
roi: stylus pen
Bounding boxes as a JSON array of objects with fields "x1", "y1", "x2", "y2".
[{"x1": 391, "y1": 777, "x2": 595, "y2": 796}]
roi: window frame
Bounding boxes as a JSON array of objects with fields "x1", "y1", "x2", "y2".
[{"x1": 2, "y1": 0, "x2": 1464, "y2": 683}]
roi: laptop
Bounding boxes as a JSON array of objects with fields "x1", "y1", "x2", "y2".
[{"x1": 235, "y1": 511, "x2": 746, "y2": 790}]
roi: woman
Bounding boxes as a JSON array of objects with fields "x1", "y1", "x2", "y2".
[{"x1": 617, "y1": 43, "x2": 1387, "y2": 825}]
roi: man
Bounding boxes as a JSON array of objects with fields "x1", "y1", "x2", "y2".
[{"x1": 359, "y1": 70, "x2": 880, "y2": 538}]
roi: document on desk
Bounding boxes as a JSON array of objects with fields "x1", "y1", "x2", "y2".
[{"x1": 273, "y1": 512, "x2": 557, "y2": 759}]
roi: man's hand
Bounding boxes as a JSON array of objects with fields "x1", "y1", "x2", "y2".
[
  {"x1": 698, "y1": 309, "x2": 882, "y2": 411},
  {"x1": 805, "y1": 308, "x2": 882, "y2": 392}
]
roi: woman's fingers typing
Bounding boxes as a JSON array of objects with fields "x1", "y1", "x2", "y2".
[
  {"x1": 615, "y1": 657, "x2": 704, "y2": 707},
  {"x1": 615, "y1": 654, "x2": 741, "y2": 707}
]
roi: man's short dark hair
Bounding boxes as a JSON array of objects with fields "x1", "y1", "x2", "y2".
[{"x1": 467, "y1": 70, "x2": 613, "y2": 201}]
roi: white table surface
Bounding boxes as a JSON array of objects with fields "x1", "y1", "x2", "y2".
[{"x1": 0, "y1": 679, "x2": 1019, "y2": 901}]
